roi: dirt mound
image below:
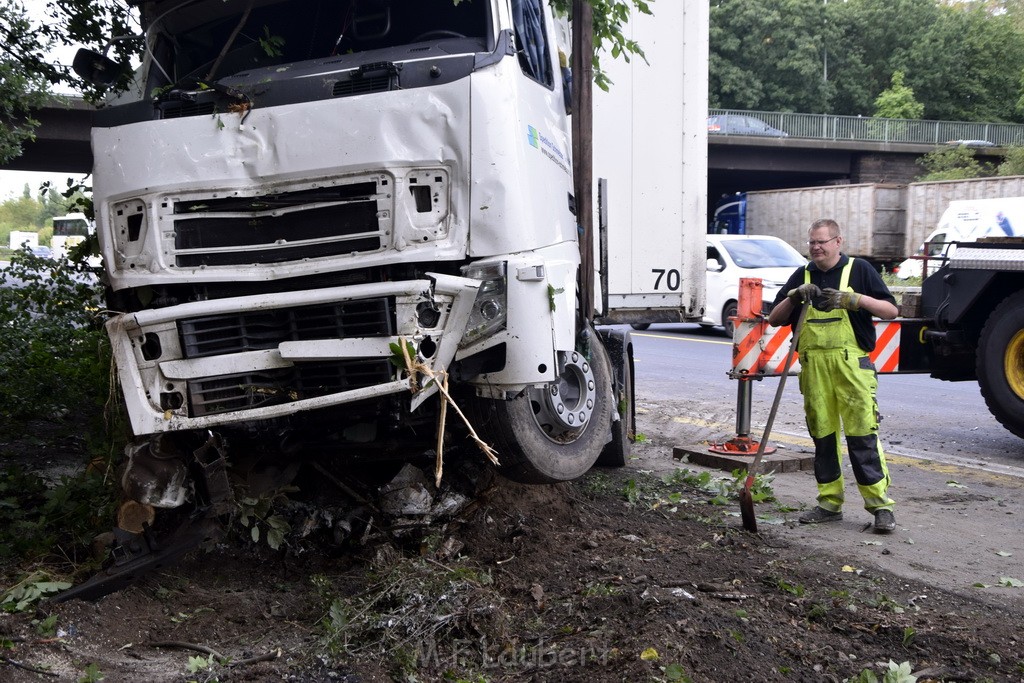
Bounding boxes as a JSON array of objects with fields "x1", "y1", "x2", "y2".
[{"x1": 1, "y1": 462, "x2": 1019, "y2": 682}]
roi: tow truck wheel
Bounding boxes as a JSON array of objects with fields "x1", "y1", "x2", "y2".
[
  {"x1": 977, "y1": 290, "x2": 1024, "y2": 439},
  {"x1": 471, "y1": 334, "x2": 614, "y2": 484}
]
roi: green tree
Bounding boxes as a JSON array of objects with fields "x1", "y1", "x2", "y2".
[
  {"x1": 902, "y1": 4, "x2": 1024, "y2": 122},
  {"x1": 0, "y1": 194, "x2": 45, "y2": 231},
  {"x1": 996, "y1": 146, "x2": 1024, "y2": 176},
  {"x1": 710, "y1": 0, "x2": 837, "y2": 112},
  {"x1": 873, "y1": 71, "x2": 923, "y2": 119},
  {"x1": 0, "y1": 5, "x2": 52, "y2": 164},
  {"x1": 0, "y1": 1, "x2": 137, "y2": 165},
  {"x1": 711, "y1": 0, "x2": 1024, "y2": 122},
  {"x1": 916, "y1": 146, "x2": 987, "y2": 181},
  {"x1": 826, "y1": 0, "x2": 943, "y2": 116},
  {"x1": 551, "y1": 0, "x2": 655, "y2": 91}
]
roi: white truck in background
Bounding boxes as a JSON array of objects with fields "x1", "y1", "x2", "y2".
[
  {"x1": 8, "y1": 231, "x2": 39, "y2": 251},
  {"x1": 50, "y1": 212, "x2": 94, "y2": 261},
  {"x1": 65, "y1": 0, "x2": 707, "y2": 595},
  {"x1": 896, "y1": 196, "x2": 1024, "y2": 278}
]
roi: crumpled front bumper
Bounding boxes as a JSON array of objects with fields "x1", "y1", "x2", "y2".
[{"x1": 108, "y1": 273, "x2": 480, "y2": 435}]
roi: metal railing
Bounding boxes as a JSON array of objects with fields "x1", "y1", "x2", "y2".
[{"x1": 709, "y1": 108, "x2": 1024, "y2": 147}]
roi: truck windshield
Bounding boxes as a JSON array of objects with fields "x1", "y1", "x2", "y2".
[{"x1": 149, "y1": 0, "x2": 490, "y2": 84}]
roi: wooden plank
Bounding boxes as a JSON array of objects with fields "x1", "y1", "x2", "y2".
[{"x1": 674, "y1": 446, "x2": 814, "y2": 473}]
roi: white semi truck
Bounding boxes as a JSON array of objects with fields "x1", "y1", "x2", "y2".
[{"x1": 66, "y1": 0, "x2": 707, "y2": 590}]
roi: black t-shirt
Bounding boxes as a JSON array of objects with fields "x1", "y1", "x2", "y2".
[{"x1": 771, "y1": 254, "x2": 896, "y2": 352}]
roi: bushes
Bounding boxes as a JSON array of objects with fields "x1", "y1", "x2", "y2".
[
  {"x1": 0, "y1": 249, "x2": 118, "y2": 575},
  {"x1": 0, "y1": 249, "x2": 108, "y2": 427}
]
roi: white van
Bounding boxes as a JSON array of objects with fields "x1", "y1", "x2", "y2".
[{"x1": 897, "y1": 197, "x2": 1024, "y2": 278}]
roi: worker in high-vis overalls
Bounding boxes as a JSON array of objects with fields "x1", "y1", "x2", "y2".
[{"x1": 769, "y1": 219, "x2": 900, "y2": 533}]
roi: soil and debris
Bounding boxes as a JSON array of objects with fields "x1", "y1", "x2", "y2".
[{"x1": 1, "y1": 406, "x2": 1023, "y2": 682}]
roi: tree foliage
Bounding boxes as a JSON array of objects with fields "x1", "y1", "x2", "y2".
[
  {"x1": 710, "y1": 0, "x2": 836, "y2": 112},
  {"x1": 873, "y1": 71, "x2": 923, "y2": 120},
  {"x1": 916, "y1": 146, "x2": 988, "y2": 181},
  {"x1": 996, "y1": 146, "x2": 1024, "y2": 176},
  {"x1": 551, "y1": 0, "x2": 653, "y2": 91},
  {"x1": 712, "y1": 0, "x2": 1024, "y2": 123}
]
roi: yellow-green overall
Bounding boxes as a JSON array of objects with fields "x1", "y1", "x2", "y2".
[{"x1": 798, "y1": 261, "x2": 894, "y2": 513}]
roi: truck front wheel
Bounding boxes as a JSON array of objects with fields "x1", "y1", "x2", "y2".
[
  {"x1": 977, "y1": 290, "x2": 1024, "y2": 439},
  {"x1": 470, "y1": 335, "x2": 614, "y2": 484}
]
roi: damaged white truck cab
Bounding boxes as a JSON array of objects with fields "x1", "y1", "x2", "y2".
[
  {"x1": 61, "y1": 0, "x2": 708, "y2": 598},
  {"x1": 82, "y1": 0, "x2": 624, "y2": 499}
]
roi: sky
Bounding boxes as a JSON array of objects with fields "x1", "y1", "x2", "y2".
[
  {"x1": 0, "y1": 4, "x2": 101, "y2": 204},
  {"x1": 0, "y1": 170, "x2": 89, "y2": 203}
]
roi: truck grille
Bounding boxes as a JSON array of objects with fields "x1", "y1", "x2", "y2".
[
  {"x1": 179, "y1": 297, "x2": 395, "y2": 417},
  {"x1": 187, "y1": 361, "x2": 393, "y2": 416},
  {"x1": 171, "y1": 183, "x2": 385, "y2": 267},
  {"x1": 179, "y1": 298, "x2": 394, "y2": 358}
]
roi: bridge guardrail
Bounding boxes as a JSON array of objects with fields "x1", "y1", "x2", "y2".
[{"x1": 710, "y1": 108, "x2": 1024, "y2": 147}]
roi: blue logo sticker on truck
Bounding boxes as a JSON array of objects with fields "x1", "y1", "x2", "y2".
[{"x1": 527, "y1": 125, "x2": 570, "y2": 175}]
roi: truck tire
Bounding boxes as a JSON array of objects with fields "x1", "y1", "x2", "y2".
[
  {"x1": 977, "y1": 290, "x2": 1024, "y2": 439},
  {"x1": 597, "y1": 330, "x2": 634, "y2": 468},
  {"x1": 722, "y1": 301, "x2": 738, "y2": 339},
  {"x1": 470, "y1": 334, "x2": 614, "y2": 484}
]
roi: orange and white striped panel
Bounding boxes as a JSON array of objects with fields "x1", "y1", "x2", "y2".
[
  {"x1": 869, "y1": 321, "x2": 901, "y2": 373},
  {"x1": 741, "y1": 320, "x2": 902, "y2": 377},
  {"x1": 731, "y1": 319, "x2": 768, "y2": 374}
]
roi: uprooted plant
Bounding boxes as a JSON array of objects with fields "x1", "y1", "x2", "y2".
[
  {"x1": 389, "y1": 337, "x2": 499, "y2": 487},
  {"x1": 312, "y1": 550, "x2": 506, "y2": 678}
]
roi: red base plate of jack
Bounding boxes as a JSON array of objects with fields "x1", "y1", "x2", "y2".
[{"x1": 707, "y1": 437, "x2": 776, "y2": 455}]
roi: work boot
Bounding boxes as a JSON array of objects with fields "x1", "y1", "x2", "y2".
[
  {"x1": 798, "y1": 506, "x2": 843, "y2": 524},
  {"x1": 873, "y1": 509, "x2": 896, "y2": 533}
]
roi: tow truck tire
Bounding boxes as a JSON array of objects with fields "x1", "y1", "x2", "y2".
[
  {"x1": 470, "y1": 334, "x2": 614, "y2": 484},
  {"x1": 977, "y1": 290, "x2": 1024, "y2": 439}
]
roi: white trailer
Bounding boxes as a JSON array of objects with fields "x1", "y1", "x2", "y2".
[
  {"x1": 8, "y1": 231, "x2": 39, "y2": 251},
  {"x1": 593, "y1": 2, "x2": 708, "y2": 326}
]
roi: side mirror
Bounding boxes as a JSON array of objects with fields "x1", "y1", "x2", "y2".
[
  {"x1": 73, "y1": 48, "x2": 123, "y2": 88},
  {"x1": 706, "y1": 258, "x2": 724, "y2": 272}
]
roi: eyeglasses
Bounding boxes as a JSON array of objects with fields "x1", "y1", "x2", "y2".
[{"x1": 807, "y1": 236, "x2": 839, "y2": 247}]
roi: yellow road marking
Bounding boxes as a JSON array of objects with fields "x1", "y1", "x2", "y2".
[{"x1": 668, "y1": 414, "x2": 1024, "y2": 487}]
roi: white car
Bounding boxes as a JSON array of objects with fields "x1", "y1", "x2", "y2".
[{"x1": 703, "y1": 234, "x2": 806, "y2": 337}]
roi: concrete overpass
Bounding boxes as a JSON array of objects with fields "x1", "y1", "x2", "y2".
[
  {"x1": 708, "y1": 134, "x2": 1008, "y2": 204},
  {"x1": 706, "y1": 108, "x2": 1017, "y2": 203},
  {"x1": 3, "y1": 97, "x2": 94, "y2": 174}
]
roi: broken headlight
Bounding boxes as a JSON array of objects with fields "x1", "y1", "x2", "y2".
[{"x1": 461, "y1": 261, "x2": 507, "y2": 346}]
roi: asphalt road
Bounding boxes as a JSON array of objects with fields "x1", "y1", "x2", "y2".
[
  {"x1": 624, "y1": 322, "x2": 1024, "y2": 604},
  {"x1": 626, "y1": 323, "x2": 1024, "y2": 476}
]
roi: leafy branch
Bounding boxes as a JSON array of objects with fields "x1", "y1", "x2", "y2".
[{"x1": 550, "y1": 0, "x2": 652, "y2": 91}]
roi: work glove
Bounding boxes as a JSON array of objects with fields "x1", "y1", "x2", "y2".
[
  {"x1": 820, "y1": 288, "x2": 862, "y2": 311},
  {"x1": 787, "y1": 283, "x2": 821, "y2": 303}
]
